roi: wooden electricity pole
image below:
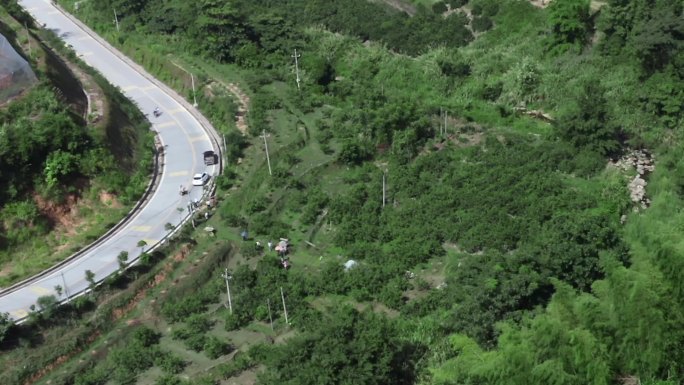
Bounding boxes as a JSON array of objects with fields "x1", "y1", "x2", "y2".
[
  {"x1": 261, "y1": 130, "x2": 272, "y2": 176},
  {"x1": 292, "y1": 49, "x2": 301, "y2": 90},
  {"x1": 280, "y1": 287, "x2": 289, "y2": 325},
  {"x1": 222, "y1": 268, "x2": 233, "y2": 314}
]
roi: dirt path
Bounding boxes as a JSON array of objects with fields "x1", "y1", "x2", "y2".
[
  {"x1": 207, "y1": 79, "x2": 250, "y2": 136},
  {"x1": 224, "y1": 82, "x2": 250, "y2": 136},
  {"x1": 377, "y1": 0, "x2": 416, "y2": 15}
]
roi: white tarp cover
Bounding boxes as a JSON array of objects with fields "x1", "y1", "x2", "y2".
[{"x1": 0, "y1": 33, "x2": 37, "y2": 101}]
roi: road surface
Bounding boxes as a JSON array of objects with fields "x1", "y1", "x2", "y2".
[{"x1": 0, "y1": 0, "x2": 218, "y2": 321}]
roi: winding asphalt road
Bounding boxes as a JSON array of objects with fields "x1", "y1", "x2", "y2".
[{"x1": 0, "y1": 0, "x2": 219, "y2": 321}]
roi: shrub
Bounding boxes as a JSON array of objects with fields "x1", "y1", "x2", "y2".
[
  {"x1": 249, "y1": 213, "x2": 290, "y2": 238},
  {"x1": 162, "y1": 297, "x2": 206, "y2": 322},
  {"x1": 449, "y1": 0, "x2": 469, "y2": 7},
  {"x1": 74, "y1": 367, "x2": 109, "y2": 385},
  {"x1": 154, "y1": 375, "x2": 190, "y2": 385},
  {"x1": 472, "y1": 15, "x2": 493, "y2": 32},
  {"x1": 185, "y1": 333, "x2": 208, "y2": 352},
  {"x1": 215, "y1": 175, "x2": 234, "y2": 190},
  {"x1": 132, "y1": 327, "x2": 160, "y2": 347},
  {"x1": 480, "y1": 82, "x2": 503, "y2": 101},
  {"x1": 216, "y1": 352, "x2": 255, "y2": 379},
  {"x1": 155, "y1": 353, "x2": 186, "y2": 374},
  {"x1": 432, "y1": 1, "x2": 448, "y2": 13},
  {"x1": 246, "y1": 199, "x2": 267, "y2": 214},
  {"x1": 204, "y1": 335, "x2": 232, "y2": 359},
  {"x1": 241, "y1": 242, "x2": 262, "y2": 259},
  {"x1": 338, "y1": 140, "x2": 372, "y2": 166},
  {"x1": 222, "y1": 212, "x2": 247, "y2": 227},
  {"x1": 224, "y1": 310, "x2": 252, "y2": 331}
]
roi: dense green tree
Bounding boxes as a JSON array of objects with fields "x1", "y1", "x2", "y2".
[
  {"x1": 142, "y1": 0, "x2": 196, "y2": 34},
  {"x1": 337, "y1": 140, "x2": 373, "y2": 166},
  {"x1": 258, "y1": 307, "x2": 419, "y2": 385},
  {"x1": 248, "y1": 13, "x2": 302, "y2": 56},
  {"x1": 132, "y1": 326, "x2": 160, "y2": 347},
  {"x1": 194, "y1": 0, "x2": 249, "y2": 62},
  {"x1": 546, "y1": 0, "x2": 591, "y2": 54},
  {"x1": 555, "y1": 81, "x2": 620, "y2": 156},
  {"x1": 36, "y1": 295, "x2": 59, "y2": 320},
  {"x1": 0, "y1": 312, "x2": 13, "y2": 344},
  {"x1": 630, "y1": 4, "x2": 684, "y2": 74},
  {"x1": 639, "y1": 70, "x2": 684, "y2": 129},
  {"x1": 108, "y1": 0, "x2": 148, "y2": 18}
]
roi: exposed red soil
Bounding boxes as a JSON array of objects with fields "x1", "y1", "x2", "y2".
[
  {"x1": 98, "y1": 190, "x2": 122, "y2": 209},
  {"x1": 33, "y1": 192, "x2": 81, "y2": 231}
]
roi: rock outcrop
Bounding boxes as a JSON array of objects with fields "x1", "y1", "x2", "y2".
[{"x1": 611, "y1": 150, "x2": 655, "y2": 210}]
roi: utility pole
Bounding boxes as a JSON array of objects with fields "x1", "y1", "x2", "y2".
[
  {"x1": 222, "y1": 268, "x2": 233, "y2": 314},
  {"x1": 61, "y1": 272, "x2": 70, "y2": 303},
  {"x1": 113, "y1": 9, "x2": 120, "y2": 33},
  {"x1": 382, "y1": 172, "x2": 386, "y2": 208},
  {"x1": 222, "y1": 134, "x2": 227, "y2": 165},
  {"x1": 188, "y1": 201, "x2": 196, "y2": 229},
  {"x1": 280, "y1": 287, "x2": 289, "y2": 325},
  {"x1": 267, "y1": 298, "x2": 274, "y2": 331},
  {"x1": 291, "y1": 49, "x2": 301, "y2": 90},
  {"x1": 261, "y1": 130, "x2": 272, "y2": 176},
  {"x1": 190, "y1": 73, "x2": 198, "y2": 107}
]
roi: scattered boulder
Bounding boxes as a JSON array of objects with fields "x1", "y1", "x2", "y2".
[{"x1": 610, "y1": 149, "x2": 655, "y2": 210}]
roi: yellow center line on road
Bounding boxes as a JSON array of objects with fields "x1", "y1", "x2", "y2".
[
  {"x1": 190, "y1": 135, "x2": 211, "y2": 143},
  {"x1": 139, "y1": 90, "x2": 200, "y2": 181},
  {"x1": 155, "y1": 121, "x2": 175, "y2": 128},
  {"x1": 29, "y1": 286, "x2": 52, "y2": 296},
  {"x1": 131, "y1": 226, "x2": 152, "y2": 232},
  {"x1": 121, "y1": 85, "x2": 138, "y2": 92},
  {"x1": 142, "y1": 238, "x2": 159, "y2": 246},
  {"x1": 10, "y1": 309, "x2": 28, "y2": 319}
]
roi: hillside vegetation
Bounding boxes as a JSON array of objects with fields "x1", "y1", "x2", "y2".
[{"x1": 4, "y1": 0, "x2": 684, "y2": 384}]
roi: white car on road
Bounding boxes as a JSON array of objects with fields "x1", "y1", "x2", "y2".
[{"x1": 192, "y1": 172, "x2": 210, "y2": 186}]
